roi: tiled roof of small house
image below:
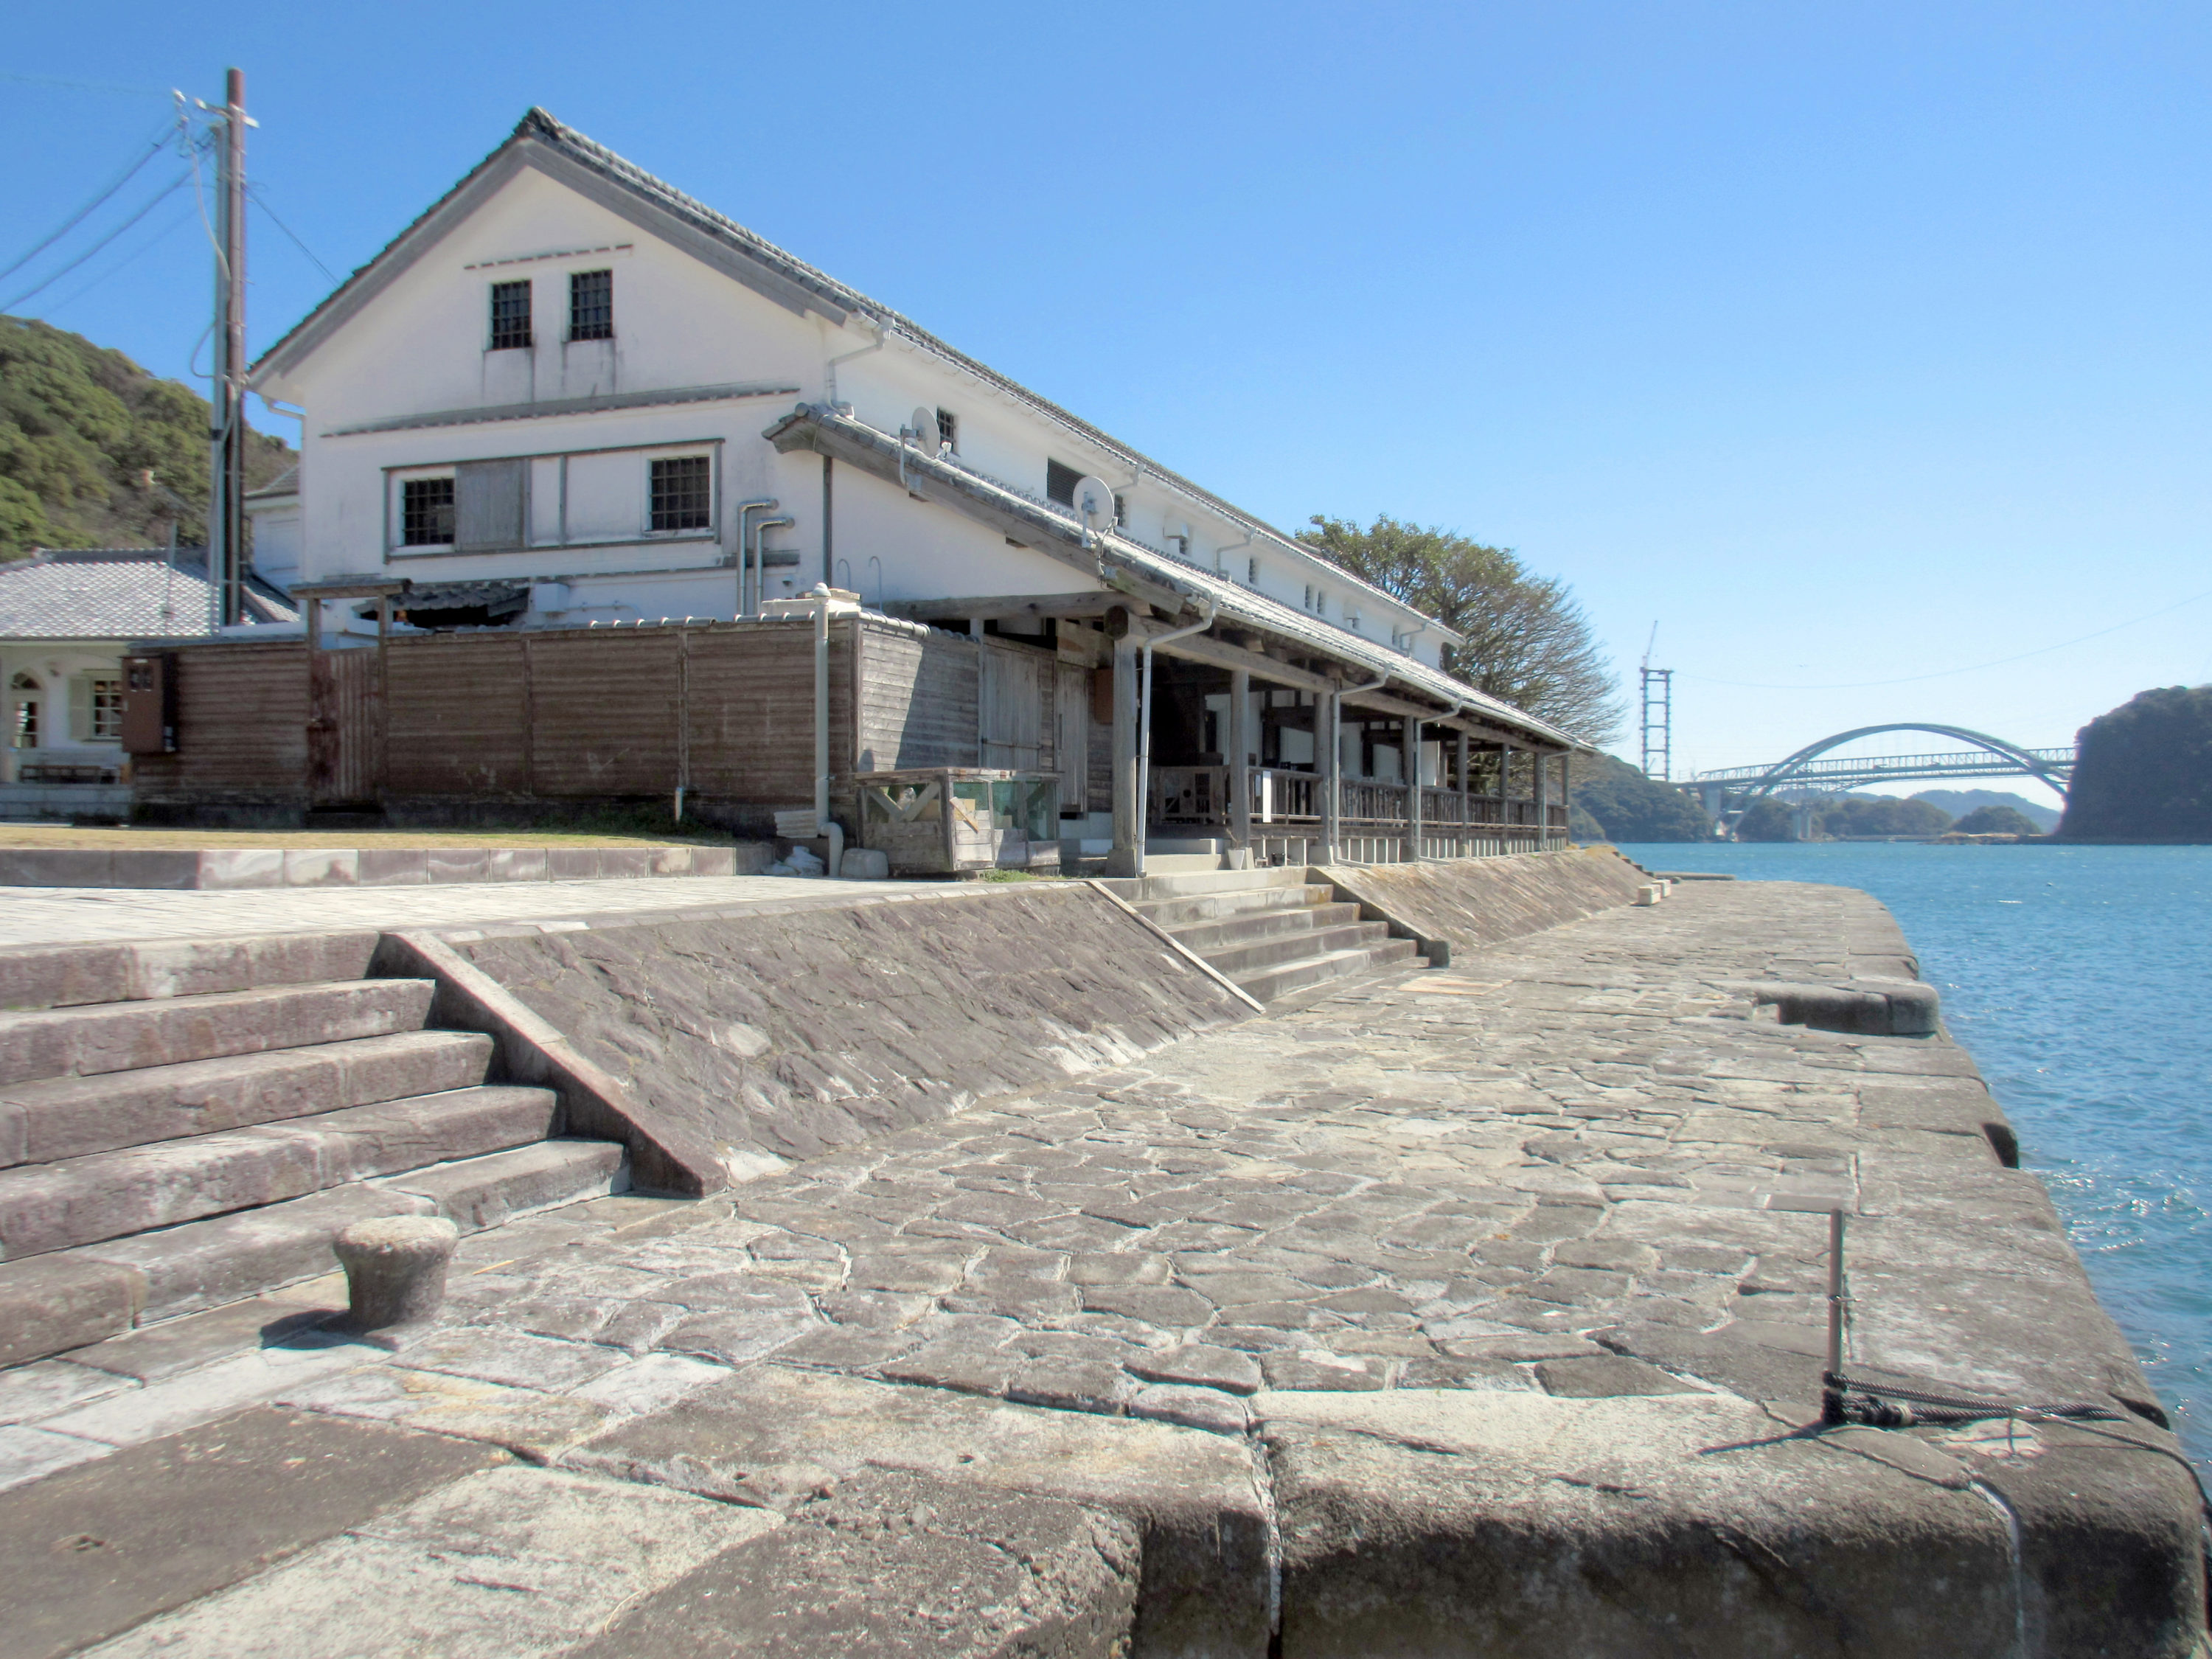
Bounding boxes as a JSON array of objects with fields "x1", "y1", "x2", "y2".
[{"x1": 0, "y1": 549, "x2": 299, "y2": 640}]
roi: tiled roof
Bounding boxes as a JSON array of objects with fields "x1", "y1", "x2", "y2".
[{"x1": 0, "y1": 549, "x2": 299, "y2": 641}]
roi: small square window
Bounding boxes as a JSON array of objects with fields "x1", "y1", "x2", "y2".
[
  {"x1": 401, "y1": 476, "x2": 455, "y2": 546},
  {"x1": 650, "y1": 456, "x2": 712, "y2": 532},
  {"x1": 569, "y1": 268, "x2": 613, "y2": 341},
  {"x1": 489, "y1": 280, "x2": 532, "y2": 350},
  {"x1": 1046, "y1": 459, "x2": 1081, "y2": 505},
  {"x1": 936, "y1": 408, "x2": 958, "y2": 453},
  {"x1": 90, "y1": 678, "x2": 123, "y2": 740}
]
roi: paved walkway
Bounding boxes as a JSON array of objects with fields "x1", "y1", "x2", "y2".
[
  {"x1": 0, "y1": 874, "x2": 929, "y2": 947},
  {"x1": 1, "y1": 882, "x2": 2192, "y2": 1656}
]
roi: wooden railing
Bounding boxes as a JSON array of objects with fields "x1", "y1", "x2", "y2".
[{"x1": 1147, "y1": 765, "x2": 1568, "y2": 863}]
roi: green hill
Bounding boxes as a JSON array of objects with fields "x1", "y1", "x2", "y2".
[
  {"x1": 2057, "y1": 686, "x2": 2212, "y2": 843},
  {"x1": 1571, "y1": 751, "x2": 1713, "y2": 842},
  {"x1": 0, "y1": 316, "x2": 293, "y2": 560}
]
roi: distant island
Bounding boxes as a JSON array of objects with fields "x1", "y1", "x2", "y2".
[{"x1": 2056, "y1": 686, "x2": 2212, "y2": 843}]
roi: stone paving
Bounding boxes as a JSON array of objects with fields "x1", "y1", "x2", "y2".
[
  {"x1": 2, "y1": 877, "x2": 2196, "y2": 1655},
  {"x1": 0, "y1": 874, "x2": 927, "y2": 947}
]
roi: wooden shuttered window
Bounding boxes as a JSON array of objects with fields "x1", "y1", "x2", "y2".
[{"x1": 454, "y1": 459, "x2": 527, "y2": 550}]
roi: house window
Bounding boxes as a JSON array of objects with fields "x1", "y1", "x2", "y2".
[
  {"x1": 569, "y1": 269, "x2": 613, "y2": 341},
  {"x1": 649, "y1": 456, "x2": 712, "y2": 532},
  {"x1": 1248, "y1": 557, "x2": 1260, "y2": 585},
  {"x1": 89, "y1": 678, "x2": 123, "y2": 741},
  {"x1": 936, "y1": 408, "x2": 958, "y2": 453},
  {"x1": 401, "y1": 476, "x2": 456, "y2": 546},
  {"x1": 10, "y1": 673, "x2": 38, "y2": 751},
  {"x1": 1046, "y1": 459, "x2": 1081, "y2": 506},
  {"x1": 489, "y1": 280, "x2": 532, "y2": 350},
  {"x1": 1113, "y1": 494, "x2": 1127, "y2": 526}
]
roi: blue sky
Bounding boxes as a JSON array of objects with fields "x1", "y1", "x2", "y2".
[{"x1": 7, "y1": 3, "x2": 2208, "y2": 790}]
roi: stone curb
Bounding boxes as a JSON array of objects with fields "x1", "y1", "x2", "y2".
[{"x1": 0, "y1": 845, "x2": 742, "y2": 892}]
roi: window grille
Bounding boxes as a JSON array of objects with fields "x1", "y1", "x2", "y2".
[
  {"x1": 1248, "y1": 557, "x2": 1260, "y2": 585},
  {"x1": 90, "y1": 679, "x2": 123, "y2": 741},
  {"x1": 1113, "y1": 494, "x2": 1127, "y2": 526},
  {"x1": 1046, "y1": 459, "x2": 1081, "y2": 506},
  {"x1": 936, "y1": 408, "x2": 958, "y2": 453},
  {"x1": 569, "y1": 268, "x2": 613, "y2": 341},
  {"x1": 650, "y1": 456, "x2": 712, "y2": 532},
  {"x1": 489, "y1": 280, "x2": 532, "y2": 349},
  {"x1": 401, "y1": 477, "x2": 456, "y2": 545}
]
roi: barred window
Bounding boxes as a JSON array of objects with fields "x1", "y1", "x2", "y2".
[
  {"x1": 649, "y1": 456, "x2": 712, "y2": 532},
  {"x1": 569, "y1": 268, "x2": 613, "y2": 341},
  {"x1": 401, "y1": 476, "x2": 456, "y2": 545},
  {"x1": 935, "y1": 407, "x2": 958, "y2": 453},
  {"x1": 89, "y1": 678, "x2": 123, "y2": 741},
  {"x1": 489, "y1": 280, "x2": 532, "y2": 350}
]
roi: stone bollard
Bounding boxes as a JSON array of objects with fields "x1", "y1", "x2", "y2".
[
  {"x1": 1633, "y1": 883, "x2": 1663, "y2": 906},
  {"x1": 333, "y1": 1216, "x2": 459, "y2": 1332}
]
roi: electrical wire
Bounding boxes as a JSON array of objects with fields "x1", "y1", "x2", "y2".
[
  {"x1": 35, "y1": 198, "x2": 201, "y2": 317},
  {"x1": 246, "y1": 185, "x2": 338, "y2": 283},
  {"x1": 0, "y1": 111, "x2": 180, "y2": 285},
  {"x1": 1683, "y1": 585, "x2": 2212, "y2": 691},
  {"x1": 0, "y1": 173, "x2": 191, "y2": 316}
]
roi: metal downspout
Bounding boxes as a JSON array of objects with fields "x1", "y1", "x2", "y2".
[
  {"x1": 750, "y1": 516, "x2": 793, "y2": 618},
  {"x1": 732, "y1": 499, "x2": 776, "y2": 619},
  {"x1": 1135, "y1": 602, "x2": 1216, "y2": 877}
]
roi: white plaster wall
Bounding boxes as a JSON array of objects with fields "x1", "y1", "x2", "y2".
[
  {"x1": 262, "y1": 154, "x2": 1452, "y2": 660},
  {"x1": 246, "y1": 497, "x2": 302, "y2": 591}
]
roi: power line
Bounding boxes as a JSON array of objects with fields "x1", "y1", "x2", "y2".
[
  {"x1": 0, "y1": 173, "x2": 191, "y2": 315},
  {"x1": 0, "y1": 71, "x2": 175, "y2": 99},
  {"x1": 0, "y1": 112, "x2": 180, "y2": 285},
  {"x1": 247, "y1": 185, "x2": 337, "y2": 283},
  {"x1": 1681, "y1": 585, "x2": 2212, "y2": 691},
  {"x1": 37, "y1": 198, "x2": 201, "y2": 317}
]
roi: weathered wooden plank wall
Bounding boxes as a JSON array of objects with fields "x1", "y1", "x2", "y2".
[
  {"x1": 131, "y1": 644, "x2": 309, "y2": 804},
  {"x1": 134, "y1": 616, "x2": 980, "y2": 819},
  {"x1": 855, "y1": 622, "x2": 978, "y2": 773}
]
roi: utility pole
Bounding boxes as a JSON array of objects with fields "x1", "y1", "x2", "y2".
[
  {"x1": 1638, "y1": 622, "x2": 1672, "y2": 781},
  {"x1": 206, "y1": 67, "x2": 248, "y2": 629}
]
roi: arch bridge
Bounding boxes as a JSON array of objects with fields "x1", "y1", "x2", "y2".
[{"x1": 1688, "y1": 724, "x2": 2075, "y2": 837}]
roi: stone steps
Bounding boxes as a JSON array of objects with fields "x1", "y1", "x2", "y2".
[
  {"x1": 0, "y1": 1030, "x2": 498, "y2": 1166},
  {"x1": 0, "y1": 1085, "x2": 561, "y2": 1259},
  {"x1": 1204, "y1": 919, "x2": 1399, "y2": 981},
  {"x1": 1126, "y1": 883, "x2": 1338, "y2": 931},
  {"x1": 0, "y1": 980, "x2": 437, "y2": 1086},
  {"x1": 0, "y1": 931, "x2": 632, "y2": 1370},
  {"x1": 1110, "y1": 866, "x2": 1426, "y2": 1003},
  {"x1": 1157, "y1": 900, "x2": 1362, "y2": 957},
  {"x1": 1234, "y1": 937, "x2": 1422, "y2": 1002},
  {"x1": 0, "y1": 1138, "x2": 625, "y2": 1353}
]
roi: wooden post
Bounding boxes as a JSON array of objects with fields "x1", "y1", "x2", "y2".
[
  {"x1": 1107, "y1": 629, "x2": 1142, "y2": 877},
  {"x1": 1562, "y1": 749, "x2": 1573, "y2": 844},
  {"x1": 1229, "y1": 666, "x2": 1252, "y2": 852},
  {"x1": 1318, "y1": 686, "x2": 1341, "y2": 866},
  {"x1": 1535, "y1": 748, "x2": 1551, "y2": 849},
  {"x1": 373, "y1": 594, "x2": 390, "y2": 803},
  {"x1": 1405, "y1": 714, "x2": 1422, "y2": 862},
  {"x1": 1457, "y1": 731, "x2": 1470, "y2": 859}
]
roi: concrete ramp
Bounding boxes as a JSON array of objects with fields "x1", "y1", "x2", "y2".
[
  {"x1": 1321, "y1": 845, "x2": 1650, "y2": 952},
  {"x1": 442, "y1": 883, "x2": 1255, "y2": 1180}
]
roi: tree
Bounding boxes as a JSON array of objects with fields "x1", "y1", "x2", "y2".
[
  {"x1": 1571, "y1": 751, "x2": 1712, "y2": 842},
  {"x1": 1816, "y1": 796, "x2": 1952, "y2": 838},
  {"x1": 1950, "y1": 804, "x2": 2043, "y2": 837},
  {"x1": 2058, "y1": 686, "x2": 2212, "y2": 842},
  {"x1": 0, "y1": 316, "x2": 292, "y2": 559},
  {"x1": 1736, "y1": 797, "x2": 1801, "y2": 841},
  {"x1": 1297, "y1": 514, "x2": 1626, "y2": 745}
]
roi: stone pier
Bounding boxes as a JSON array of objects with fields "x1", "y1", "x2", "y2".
[{"x1": 1, "y1": 869, "x2": 2198, "y2": 1656}]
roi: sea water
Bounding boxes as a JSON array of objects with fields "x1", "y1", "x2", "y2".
[{"x1": 1614, "y1": 841, "x2": 2212, "y2": 1467}]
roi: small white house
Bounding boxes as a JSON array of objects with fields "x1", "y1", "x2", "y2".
[{"x1": 0, "y1": 548, "x2": 295, "y2": 817}]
